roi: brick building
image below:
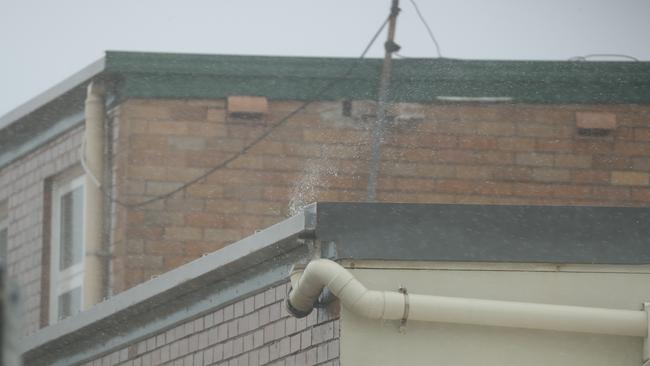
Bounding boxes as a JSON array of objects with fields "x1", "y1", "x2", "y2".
[{"x1": 1, "y1": 51, "x2": 649, "y2": 365}]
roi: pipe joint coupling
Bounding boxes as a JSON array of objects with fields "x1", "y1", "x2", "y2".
[{"x1": 285, "y1": 289, "x2": 312, "y2": 318}]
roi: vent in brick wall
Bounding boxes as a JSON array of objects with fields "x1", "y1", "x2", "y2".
[
  {"x1": 342, "y1": 100, "x2": 423, "y2": 123},
  {"x1": 341, "y1": 100, "x2": 352, "y2": 117},
  {"x1": 349, "y1": 100, "x2": 378, "y2": 119},
  {"x1": 576, "y1": 112, "x2": 617, "y2": 136},
  {"x1": 227, "y1": 96, "x2": 268, "y2": 120}
]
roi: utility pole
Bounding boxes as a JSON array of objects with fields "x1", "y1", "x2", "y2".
[{"x1": 367, "y1": 0, "x2": 400, "y2": 202}]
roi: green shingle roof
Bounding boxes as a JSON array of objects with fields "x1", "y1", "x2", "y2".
[{"x1": 106, "y1": 51, "x2": 650, "y2": 104}]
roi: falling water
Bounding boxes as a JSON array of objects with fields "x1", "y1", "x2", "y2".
[{"x1": 288, "y1": 159, "x2": 339, "y2": 217}]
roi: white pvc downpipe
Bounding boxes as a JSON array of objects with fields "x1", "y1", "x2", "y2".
[
  {"x1": 286, "y1": 259, "x2": 648, "y2": 338},
  {"x1": 83, "y1": 80, "x2": 106, "y2": 309}
]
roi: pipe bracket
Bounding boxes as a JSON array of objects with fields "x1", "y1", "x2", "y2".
[{"x1": 398, "y1": 285, "x2": 409, "y2": 333}]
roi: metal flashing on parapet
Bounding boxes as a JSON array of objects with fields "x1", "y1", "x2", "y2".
[
  {"x1": 321, "y1": 242, "x2": 338, "y2": 259},
  {"x1": 23, "y1": 208, "x2": 315, "y2": 366},
  {"x1": 0, "y1": 58, "x2": 105, "y2": 131},
  {"x1": 312, "y1": 203, "x2": 650, "y2": 265},
  {"x1": 0, "y1": 91, "x2": 117, "y2": 170},
  {"x1": 298, "y1": 202, "x2": 318, "y2": 239}
]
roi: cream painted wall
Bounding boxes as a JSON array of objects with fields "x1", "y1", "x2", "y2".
[{"x1": 340, "y1": 264, "x2": 650, "y2": 366}]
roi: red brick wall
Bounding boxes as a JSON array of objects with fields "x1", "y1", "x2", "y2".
[
  {"x1": 0, "y1": 125, "x2": 84, "y2": 334},
  {"x1": 79, "y1": 282, "x2": 340, "y2": 366},
  {"x1": 110, "y1": 99, "x2": 650, "y2": 293}
]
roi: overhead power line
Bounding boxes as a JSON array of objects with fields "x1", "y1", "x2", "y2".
[
  {"x1": 83, "y1": 17, "x2": 390, "y2": 209},
  {"x1": 408, "y1": 0, "x2": 443, "y2": 58},
  {"x1": 367, "y1": 0, "x2": 401, "y2": 202}
]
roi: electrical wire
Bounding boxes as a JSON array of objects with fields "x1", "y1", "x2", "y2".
[
  {"x1": 85, "y1": 17, "x2": 390, "y2": 209},
  {"x1": 408, "y1": 0, "x2": 443, "y2": 58},
  {"x1": 569, "y1": 54, "x2": 639, "y2": 62}
]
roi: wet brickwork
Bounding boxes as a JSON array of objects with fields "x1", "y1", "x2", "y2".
[
  {"x1": 110, "y1": 99, "x2": 650, "y2": 292},
  {"x1": 80, "y1": 282, "x2": 340, "y2": 366}
]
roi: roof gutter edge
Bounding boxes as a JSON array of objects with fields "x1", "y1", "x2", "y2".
[{"x1": 0, "y1": 57, "x2": 106, "y2": 131}]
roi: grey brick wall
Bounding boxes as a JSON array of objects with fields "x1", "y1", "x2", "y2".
[
  {"x1": 0, "y1": 125, "x2": 84, "y2": 334},
  {"x1": 80, "y1": 282, "x2": 340, "y2": 366}
]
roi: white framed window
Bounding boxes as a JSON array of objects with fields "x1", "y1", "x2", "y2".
[{"x1": 49, "y1": 175, "x2": 85, "y2": 323}]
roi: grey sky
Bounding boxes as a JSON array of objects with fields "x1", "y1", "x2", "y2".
[{"x1": 1, "y1": 0, "x2": 648, "y2": 118}]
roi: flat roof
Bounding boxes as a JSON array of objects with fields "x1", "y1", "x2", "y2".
[
  {"x1": 314, "y1": 203, "x2": 650, "y2": 264},
  {"x1": 105, "y1": 51, "x2": 650, "y2": 104},
  {"x1": 23, "y1": 202, "x2": 650, "y2": 365}
]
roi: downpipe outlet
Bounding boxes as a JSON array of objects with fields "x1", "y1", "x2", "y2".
[
  {"x1": 285, "y1": 259, "x2": 649, "y2": 338},
  {"x1": 286, "y1": 259, "x2": 409, "y2": 321}
]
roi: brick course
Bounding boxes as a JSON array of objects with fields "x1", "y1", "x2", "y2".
[
  {"x1": 79, "y1": 282, "x2": 339, "y2": 366},
  {"x1": 3, "y1": 98, "x2": 650, "y2": 335},
  {"x1": 108, "y1": 99, "x2": 650, "y2": 293},
  {"x1": 0, "y1": 125, "x2": 84, "y2": 334}
]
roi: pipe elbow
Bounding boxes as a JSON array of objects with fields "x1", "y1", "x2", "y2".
[
  {"x1": 286, "y1": 259, "x2": 362, "y2": 318},
  {"x1": 286, "y1": 259, "x2": 344, "y2": 317},
  {"x1": 285, "y1": 259, "x2": 405, "y2": 321}
]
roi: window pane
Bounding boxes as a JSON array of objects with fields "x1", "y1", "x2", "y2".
[
  {"x1": 59, "y1": 185, "x2": 83, "y2": 270},
  {"x1": 0, "y1": 227, "x2": 7, "y2": 262},
  {"x1": 57, "y1": 286, "x2": 82, "y2": 321}
]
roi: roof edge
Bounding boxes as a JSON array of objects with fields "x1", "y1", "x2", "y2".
[
  {"x1": 3, "y1": 52, "x2": 650, "y2": 132},
  {"x1": 0, "y1": 57, "x2": 105, "y2": 131},
  {"x1": 22, "y1": 209, "x2": 316, "y2": 366}
]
